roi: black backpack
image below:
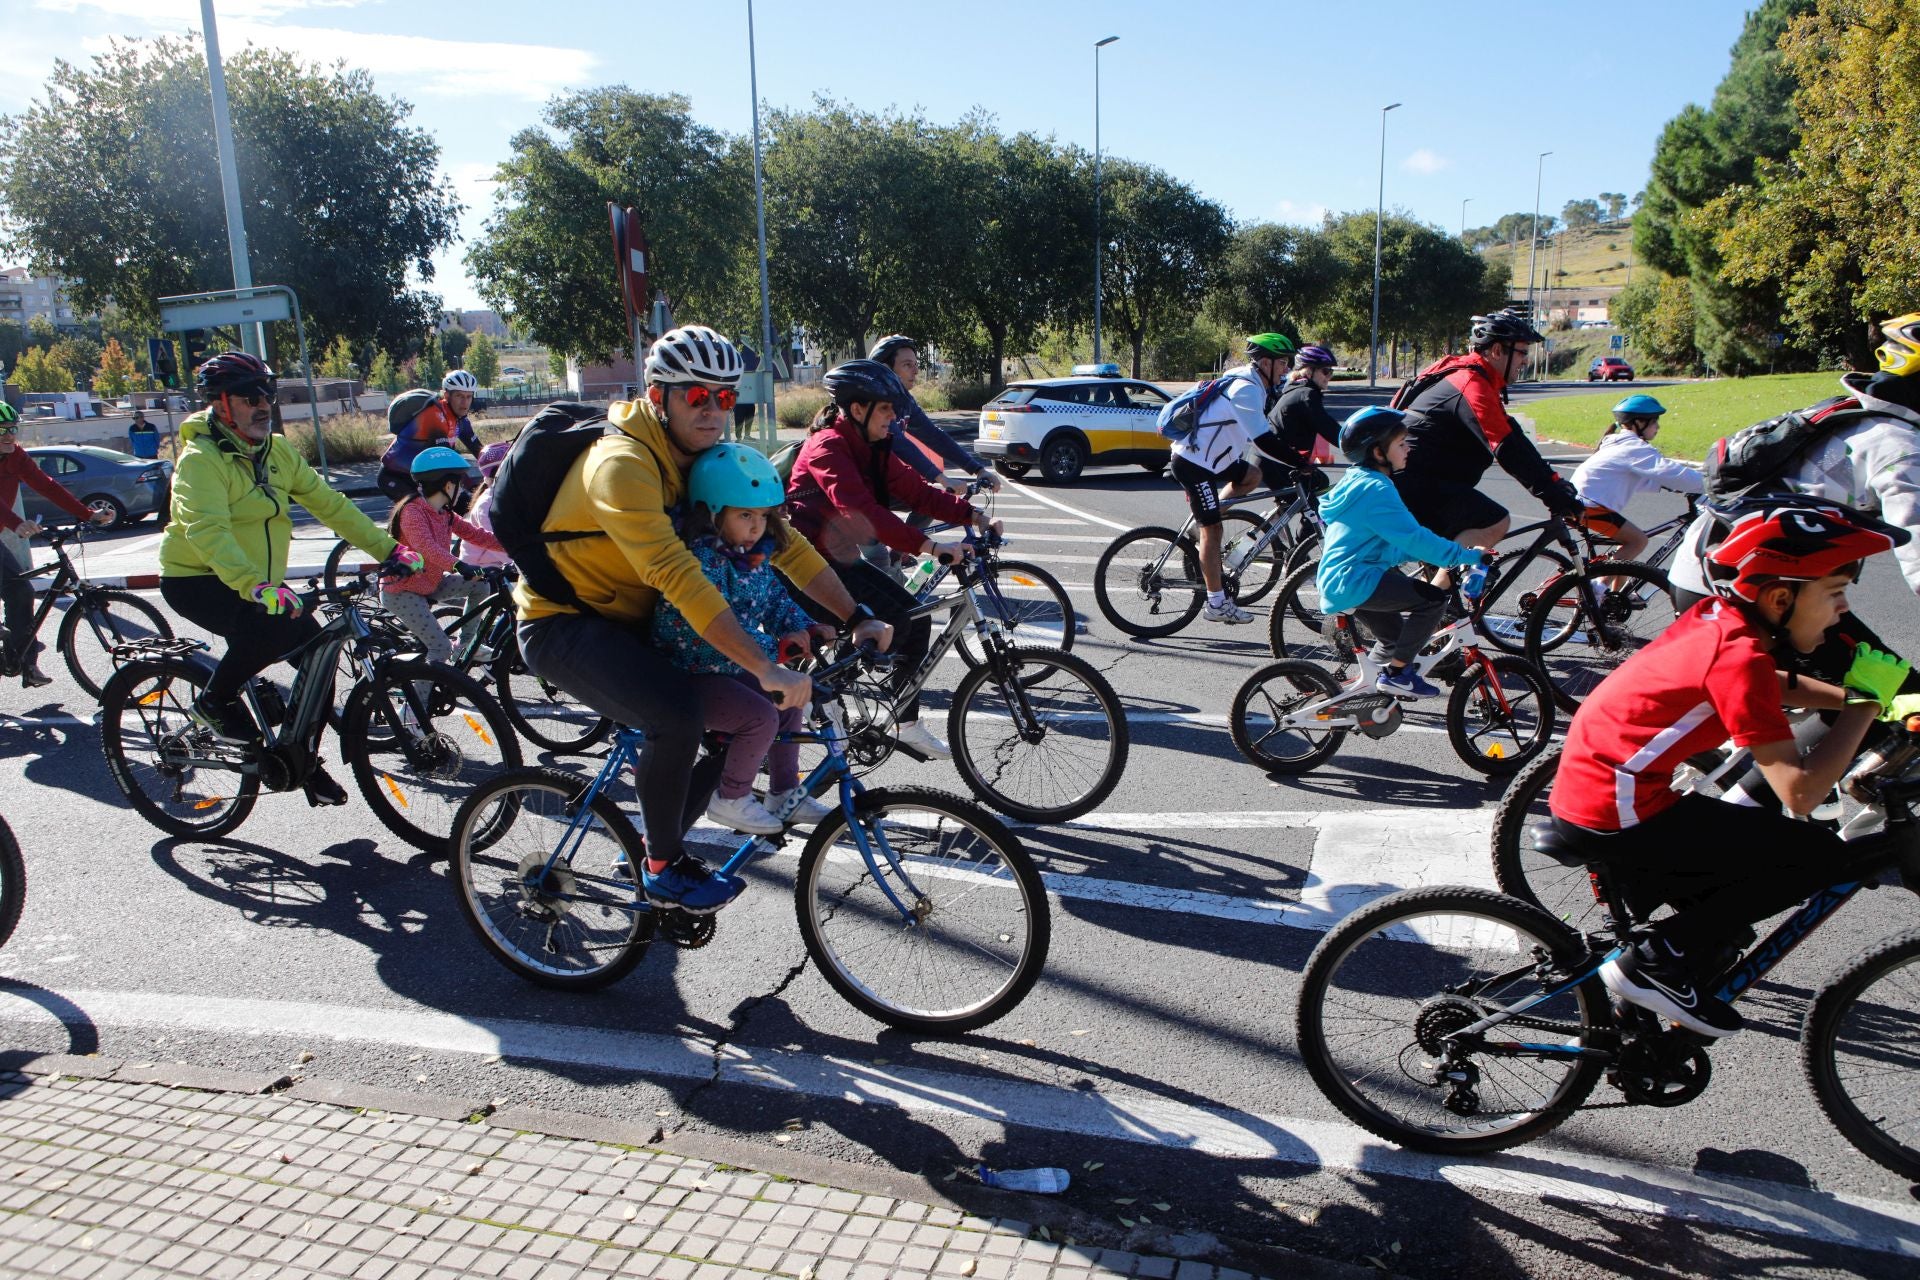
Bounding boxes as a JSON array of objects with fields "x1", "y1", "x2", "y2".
[
  {"x1": 1702, "y1": 396, "x2": 1872, "y2": 499},
  {"x1": 488, "y1": 401, "x2": 615, "y2": 616},
  {"x1": 385, "y1": 388, "x2": 437, "y2": 435}
]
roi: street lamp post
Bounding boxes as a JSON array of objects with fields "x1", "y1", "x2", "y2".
[
  {"x1": 1461, "y1": 197, "x2": 1472, "y2": 239},
  {"x1": 199, "y1": 0, "x2": 262, "y2": 358},
  {"x1": 1092, "y1": 35, "x2": 1118, "y2": 366},
  {"x1": 747, "y1": 0, "x2": 776, "y2": 448},
  {"x1": 1526, "y1": 150, "x2": 1552, "y2": 371},
  {"x1": 1369, "y1": 102, "x2": 1401, "y2": 388}
]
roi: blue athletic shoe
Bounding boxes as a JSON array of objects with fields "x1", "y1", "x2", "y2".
[
  {"x1": 1376, "y1": 667, "x2": 1441, "y2": 699},
  {"x1": 640, "y1": 855, "x2": 745, "y2": 915}
]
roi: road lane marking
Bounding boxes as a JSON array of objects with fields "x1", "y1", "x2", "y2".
[
  {"x1": 1000, "y1": 479, "x2": 1134, "y2": 532},
  {"x1": 2, "y1": 986, "x2": 1914, "y2": 1258}
]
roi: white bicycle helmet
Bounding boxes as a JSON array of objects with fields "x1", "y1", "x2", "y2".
[
  {"x1": 645, "y1": 325, "x2": 743, "y2": 386},
  {"x1": 442, "y1": 369, "x2": 479, "y2": 393}
]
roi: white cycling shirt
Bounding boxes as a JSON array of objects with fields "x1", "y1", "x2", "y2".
[
  {"x1": 1170, "y1": 367, "x2": 1268, "y2": 473},
  {"x1": 1572, "y1": 431, "x2": 1703, "y2": 514},
  {"x1": 1669, "y1": 374, "x2": 1920, "y2": 598}
]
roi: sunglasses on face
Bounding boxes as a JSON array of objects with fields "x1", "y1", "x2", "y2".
[
  {"x1": 0, "y1": 426, "x2": 17, "y2": 437},
  {"x1": 681, "y1": 384, "x2": 738, "y2": 412},
  {"x1": 225, "y1": 386, "x2": 275, "y2": 407}
]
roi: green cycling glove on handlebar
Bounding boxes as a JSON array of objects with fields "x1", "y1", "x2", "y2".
[{"x1": 1843, "y1": 644, "x2": 1911, "y2": 714}]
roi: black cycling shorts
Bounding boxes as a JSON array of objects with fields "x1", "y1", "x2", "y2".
[
  {"x1": 1170, "y1": 455, "x2": 1249, "y2": 528},
  {"x1": 1391, "y1": 473, "x2": 1508, "y2": 540}
]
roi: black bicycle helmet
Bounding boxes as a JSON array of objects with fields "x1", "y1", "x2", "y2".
[
  {"x1": 195, "y1": 350, "x2": 277, "y2": 398},
  {"x1": 823, "y1": 359, "x2": 910, "y2": 412},
  {"x1": 867, "y1": 334, "x2": 918, "y2": 369},
  {"x1": 1469, "y1": 309, "x2": 1544, "y2": 350}
]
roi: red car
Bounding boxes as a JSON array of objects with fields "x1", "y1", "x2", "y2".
[{"x1": 1587, "y1": 356, "x2": 1634, "y2": 382}]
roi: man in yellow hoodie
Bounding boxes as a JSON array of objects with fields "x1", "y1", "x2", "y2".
[{"x1": 514, "y1": 325, "x2": 891, "y2": 914}]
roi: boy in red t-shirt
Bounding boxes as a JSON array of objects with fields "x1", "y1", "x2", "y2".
[{"x1": 1551, "y1": 499, "x2": 1913, "y2": 1037}]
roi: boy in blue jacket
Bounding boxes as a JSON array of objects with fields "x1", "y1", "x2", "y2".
[{"x1": 1316, "y1": 406, "x2": 1490, "y2": 698}]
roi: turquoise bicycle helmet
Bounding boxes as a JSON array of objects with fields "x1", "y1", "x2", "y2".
[
  {"x1": 690, "y1": 442, "x2": 783, "y2": 512},
  {"x1": 1612, "y1": 393, "x2": 1667, "y2": 419},
  {"x1": 410, "y1": 445, "x2": 470, "y2": 491}
]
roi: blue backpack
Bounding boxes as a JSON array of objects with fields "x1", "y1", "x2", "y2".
[{"x1": 1157, "y1": 372, "x2": 1248, "y2": 442}]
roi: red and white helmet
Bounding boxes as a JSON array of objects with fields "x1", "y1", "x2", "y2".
[{"x1": 1703, "y1": 497, "x2": 1908, "y2": 604}]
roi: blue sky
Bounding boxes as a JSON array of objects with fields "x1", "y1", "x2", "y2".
[{"x1": 6, "y1": 1, "x2": 1759, "y2": 311}]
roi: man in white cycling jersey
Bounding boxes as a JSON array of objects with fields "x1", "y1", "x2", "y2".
[{"x1": 1169, "y1": 332, "x2": 1302, "y2": 624}]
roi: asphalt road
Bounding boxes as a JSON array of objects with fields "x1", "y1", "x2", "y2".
[{"x1": 3, "y1": 436, "x2": 1919, "y2": 1279}]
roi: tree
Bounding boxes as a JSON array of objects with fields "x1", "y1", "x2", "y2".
[
  {"x1": 418, "y1": 336, "x2": 446, "y2": 389},
  {"x1": 1712, "y1": 0, "x2": 1920, "y2": 366},
  {"x1": 1561, "y1": 199, "x2": 1602, "y2": 231},
  {"x1": 94, "y1": 337, "x2": 139, "y2": 397},
  {"x1": 49, "y1": 337, "x2": 100, "y2": 388},
  {"x1": 1599, "y1": 192, "x2": 1628, "y2": 223},
  {"x1": 1312, "y1": 211, "x2": 1508, "y2": 371},
  {"x1": 368, "y1": 349, "x2": 401, "y2": 394},
  {"x1": 438, "y1": 327, "x2": 470, "y2": 369},
  {"x1": 0, "y1": 319, "x2": 25, "y2": 373},
  {"x1": 465, "y1": 331, "x2": 499, "y2": 387},
  {"x1": 466, "y1": 89, "x2": 754, "y2": 363},
  {"x1": 318, "y1": 334, "x2": 358, "y2": 380},
  {"x1": 12, "y1": 346, "x2": 73, "y2": 392},
  {"x1": 26, "y1": 316, "x2": 56, "y2": 349},
  {"x1": 1207, "y1": 222, "x2": 1343, "y2": 339},
  {"x1": 1094, "y1": 160, "x2": 1232, "y2": 377},
  {"x1": 0, "y1": 38, "x2": 459, "y2": 358}
]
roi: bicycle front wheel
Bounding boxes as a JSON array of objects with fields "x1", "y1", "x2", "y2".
[
  {"x1": 948, "y1": 646, "x2": 1128, "y2": 823},
  {"x1": 796, "y1": 785, "x2": 1048, "y2": 1033},
  {"x1": 451, "y1": 767, "x2": 655, "y2": 990},
  {"x1": 1446, "y1": 655, "x2": 1555, "y2": 776},
  {"x1": 1489, "y1": 746, "x2": 1600, "y2": 936},
  {"x1": 98, "y1": 659, "x2": 259, "y2": 838},
  {"x1": 1093, "y1": 526, "x2": 1202, "y2": 638},
  {"x1": 956, "y1": 558, "x2": 1075, "y2": 670},
  {"x1": 0, "y1": 816, "x2": 24, "y2": 950},
  {"x1": 495, "y1": 644, "x2": 613, "y2": 754},
  {"x1": 1802, "y1": 927, "x2": 1920, "y2": 1181},
  {"x1": 342, "y1": 659, "x2": 522, "y2": 856},
  {"x1": 59, "y1": 589, "x2": 174, "y2": 700},
  {"x1": 1220, "y1": 509, "x2": 1284, "y2": 604},
  {"x1": 1297, "y1": 885, "x2": 1607, "y2": 1154},
  {"x1": 1229, "y1": 659, "x2": 1345, "y2": 774},
  {"x1": 1473, "y1": 546, "x2": 1575, "y2": 656},
  {"x1": 1523, "y1": 561, "x2": 1676, "y2": 714}
]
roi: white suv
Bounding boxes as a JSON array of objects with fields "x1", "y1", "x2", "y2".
[{"x1": 975, "y1": 367, "x2": 1173, "y2": 483}]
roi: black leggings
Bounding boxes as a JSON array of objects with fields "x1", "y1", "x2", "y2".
[
  {"x1": 801, "y1": 559, "x2": 930, "y2": 720},
  {"x1": 161, "y1": 574, "x2": 321, "y2": 708},
  {"x1": 0, "y1": 541, "x2": 37, "y2": 666}
]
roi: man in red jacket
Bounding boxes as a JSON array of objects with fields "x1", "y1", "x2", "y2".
[{"x1": 0, "y1": 405, "x2": 114, "y2": 685}]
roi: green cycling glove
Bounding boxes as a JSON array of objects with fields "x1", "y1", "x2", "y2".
[
  {"x1": 1881, "y1": 693, "x2": 1920, "y2": 724},
  {"x1": 1843, "y1": 644, "x2": 1911, "y2": 713}
]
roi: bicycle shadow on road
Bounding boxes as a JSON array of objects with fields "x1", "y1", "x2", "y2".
[
  {"x1": 1257, "y1": 754, "x2": 1506, "y2": 809},
  {"x1": 0, "y1": 705, "x2": 113, "y2": 802},
  {"x1": 0, "y1": 977, "x2": 102, "y2": 1059}
]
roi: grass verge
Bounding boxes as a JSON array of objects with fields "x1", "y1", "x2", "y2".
[
  {"x1": 1517, "y1": 371, "x2": 1844, "y2": 457},
  {"x1": 280, "y1": 410, "x2": 521, "y2": 467}
]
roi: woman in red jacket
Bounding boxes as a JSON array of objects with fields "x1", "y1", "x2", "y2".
[
  {"x1": 786, "y1": 359, "x2": 994, "y2": 760},
  {"x1": 0, "y1": 403, "x2": 113, "y2": 685}
]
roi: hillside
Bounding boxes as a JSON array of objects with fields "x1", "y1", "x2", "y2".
[{"x1": 1480, "y1": 218, "x2": 1641, "y2": 290}]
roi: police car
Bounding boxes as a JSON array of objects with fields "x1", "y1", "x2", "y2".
[{"x1": 974, "y1": 364, "x2": 1174, "y2": 483}]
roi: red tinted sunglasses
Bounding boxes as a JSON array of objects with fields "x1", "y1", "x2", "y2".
[{"x1": 682, "y1": 384, "x2": 738, "y2": 411}]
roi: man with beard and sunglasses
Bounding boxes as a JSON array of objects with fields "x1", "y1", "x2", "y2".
[
  {"x1": 512, "y1": 326, "x2": 893, "y2": 915},
  {"x1": 158, "y1": 351, "x2": 424, "y2": 807}
]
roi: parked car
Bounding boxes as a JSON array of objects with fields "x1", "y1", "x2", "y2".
[
  {"x1": 1588, "y1": 356, "x2": 1635, "y2": 382},
  {"x1": 975, "y1": 372, "x2": 1173, "y2": 483},
  {"x1": 23, "y1": 446, "x2": 172, "y2": 527}
]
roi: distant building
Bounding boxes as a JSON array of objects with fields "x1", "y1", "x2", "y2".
[
  {"x1": 1508, "y1": 284, "x2": 1623, "y2": 328},
  {"x1": 438, "y1": 308, "x2": 510, "y2": 339},
  {"x1": 0, "y1": 267, "x2": 81, "y2": 328}
]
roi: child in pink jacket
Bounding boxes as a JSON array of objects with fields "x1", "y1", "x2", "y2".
[{"x1": 380, "y1": 446, "x2": 503, "y2": 666}]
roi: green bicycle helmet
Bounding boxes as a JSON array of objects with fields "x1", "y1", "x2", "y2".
[
  {"x1": 1245, "y1": 333, "x2": 1298, "y2": 360},
  {"x1": 0, "y1": 401, "x2": 17, "y2": 426}
]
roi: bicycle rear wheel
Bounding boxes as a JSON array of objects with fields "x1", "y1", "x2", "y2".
[
  {"x1": 956, "y1": 558, "x2": 1075, "y2": 670},
  {"x1": 99, "y1": 659, "x2": 259, "y2": 838},
  {"x1": 1802, "y1": 928, "x2": 1920, "y2": 1181},
  {"x1": 1297, "y1": 885, "x2": 1607, "y2": 1154},
  {"x1": 495, "y1": 642, "x2": 613, "y2": 754},
  {"x1": 1489, "y1": 747, "x2": 1597, "y2": 935},
  {"x1": 1220, "y1": 509, "x2": 1284, "y2": 604},
  {"x1": 1446, "y1": 655, "x2": 1555, "y2": 776},
  {"x1": 59, "y1": 589, "x2": 174, "y2": 700},
  {"x1": 795, "y1": 785, "x2": 1048, "y2": 1033},
  {"x1": 1473, "y1": 546, "x2": 1576, "y2": 656},
  {"x1": 0, "y1": 816, "x2": 24, "y2": 950},
  {"x1": 451, "y1": 767, "x2": 655, "y2": 990},
  {"x1": 1229, "y1": 660, "x2": 1345, "y2": 774},
  {"x1": 1093, "y1": 526, "x2": 1202, "y2": 638},
  {"x1": 341, "y1": 659, "x2": 522, "y2": 856},
  {"x1": 948, "y1": 646, "x2": 1128, "y2": 823},
  {"x1": 1266, "y1": 560, "x2": 1379, "y2": 665},
  {"x1": 1523, "y1": 562, "x2": 1675, "y2": 714}
]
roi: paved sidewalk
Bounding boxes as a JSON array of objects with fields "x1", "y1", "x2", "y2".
[{"x1": 0, "y1": 1065, "x2": 1292, "y2": 1280}]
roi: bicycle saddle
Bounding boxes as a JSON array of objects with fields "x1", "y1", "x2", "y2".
[{"x1": 1528, "y1": 823, "x2": 1592, "y2": 868}]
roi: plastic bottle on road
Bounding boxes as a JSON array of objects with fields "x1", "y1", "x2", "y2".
[{"x1": 976, "y1": 1165, "x2": 1070, "y2": 1194}]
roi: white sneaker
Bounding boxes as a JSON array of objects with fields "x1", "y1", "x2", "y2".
[
  {"x1": 767, "y1": 786, "x2": 835, "y2": 827},
  {"x1": 706, "y1": 792, "x2": 784, "y2": 835},
  {"x1": 1203, "y1": 598, "x2": 1255, "y2": 625},
  {"x1": 894, "y1": 719, "x2": 952, "y2": 761},
  {"x1": 472, "y1": 644, "x2": 500, "y2": 665}
]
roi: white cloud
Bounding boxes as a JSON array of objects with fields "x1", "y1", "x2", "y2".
[
  {"x1": 1274, "y1": 198, "x2": 1330, "y2": 226},
  {"x1": 1402, "y1": 148, "x2": 1449, "y2": 175},
  {"x1": 35, "y1": 0, "x2": 370, "y2": 19}
]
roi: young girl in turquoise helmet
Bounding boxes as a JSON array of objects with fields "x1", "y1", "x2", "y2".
[
  {"x1": 652, "y1": 443, "x2": 838, "y2": 836},
  {"x1": 1570, "y1": 394, "x2": 1704, "y2": 563}
]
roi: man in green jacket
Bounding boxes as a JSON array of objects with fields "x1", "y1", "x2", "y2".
[{"x1": 158, "y1": 351, "x2": 422, "y2": 806}]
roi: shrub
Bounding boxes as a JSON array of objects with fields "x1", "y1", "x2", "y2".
[
  {"x1": 938, "y1": 380, "x2": 996, "y2": 411},
  {"x1": 777, "y1": 387, "x2": 830, "y2": 430},
  {"x1": 282, "y1": 412, "x2": 390, "y2": 465}
]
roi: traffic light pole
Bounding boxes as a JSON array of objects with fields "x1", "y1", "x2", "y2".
[{"x1": 158, "y1": 285, "x2": 325, "y2": 468}]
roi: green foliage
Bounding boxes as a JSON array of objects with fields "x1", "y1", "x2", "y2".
[
  {"x1": 0, "y1": 37, "x2": 459, "y2": 357},
  {"x1": 1712, "y1": 0, "x2": 1920, "y2": 368},
  {"x1": 466, "y1": 89, "x2": 754, "y2": 362},
  {"x1": 368, "y1": 349, "x2": 401, "y2": 395},
  {"x1": 12, "y1": 346, "x2": 73, "y2": 392},
  {"x1": 1095, "y1": 159, "x2": 1232, "y2": 377},
  {"x1": 938, "y1": 381, "x2": 998, "y2": 411},
  {"x1": 318, "y1": 335, "x2": 358, "y2": 380},
  {"x1": 27, "y1": 316, "x2": 56, "y2": 348},
  {"x1": 49, "y1": 337, "x2": 100, "y2": 387},
  {"x1": 776, "y1": 387, "x2": 829, "y2": 430},
  {"x1": 94, "y1": 337, "x2": 138, "y2": 397},
  {"x1": 1312, "y1": 212, "x2": 1507, "y2": 360},
  {"x1": 419, "y1": 338, "x2": 447, "y2": 388},
  {"x1": 1145, "y1": 311, "x2": 1236, "y2": 380},
  {"x1": 1208, "y1": 223, "x2": 1341, "y2": 339},
  {"x1": 547, "y1": 350, "x2": 569, "y2": 381},
  {"x1": 1613, "y1": 276, "x2": 1702, "y2": 374},
  {"x1": 439, "y1": 327, "x2": 470, "y2": 368},
  {"x1": 465, "y1": 332, "x2": 499, "y2": 387},
  {"x1": 0, "y1": 319, "x2": 25, "y2": 372},
  {"x1": 1561, "y1": 199, "x2": 1602, "y2": 231}
]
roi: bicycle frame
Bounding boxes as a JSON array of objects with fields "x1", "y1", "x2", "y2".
[
  {"x1": 15, "y1": 529, "x2": 98, "y2": 641},
  {"x1": 1275, "y1": 610, "x2": 1515, "y2": 731},
  {"x1": 889, "y1": 556, "x2": 1036, "y2": 716}
]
